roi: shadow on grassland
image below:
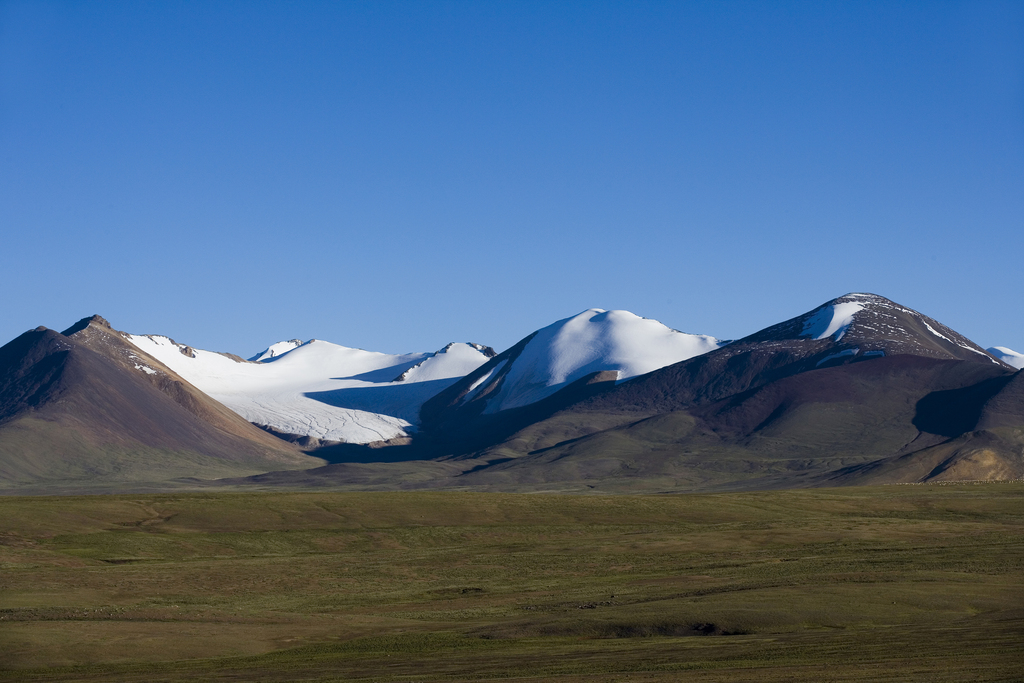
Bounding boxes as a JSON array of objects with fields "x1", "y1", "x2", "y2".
[{"x1": 309, "y1": 440, "x2": 440, "y2": 464}]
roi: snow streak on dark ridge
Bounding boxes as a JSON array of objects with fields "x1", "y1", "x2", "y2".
[{"x1": 746, "y1": 293, "x2": 1004, "y2": 365}]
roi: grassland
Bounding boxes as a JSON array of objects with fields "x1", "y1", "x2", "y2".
[{"x1": 1, "y1": 484, "x2": 1022, "y2": 681}]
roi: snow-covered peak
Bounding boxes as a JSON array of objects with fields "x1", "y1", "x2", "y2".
[
  {"x1": 987, "y1": 346, "x2": 1024, "y2": 370},
  {"x1": 250, "y1": 339, "x2": 304, "y2": 362},
  {"x1": 254, "y1": 339, "x2": 428, "y2": 380},
  {"x1": 749, "y1": 293, "x2": 996, "y2": 363},
  {"x1": 129, "y1": 334, "x2": 425, "y2": 386},
  {"x1": 395, "y1": 342, "x2": 496, "y2": 382},
  {"x1": 475, "y1": 309, "x2": 722, "y2": 413}
]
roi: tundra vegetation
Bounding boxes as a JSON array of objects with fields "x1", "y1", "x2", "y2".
[{"x1": 1, "y1": 484, "x2": 1021, "y2": 682}]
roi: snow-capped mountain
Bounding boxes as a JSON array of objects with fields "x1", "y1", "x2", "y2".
[
  {"x1": 250, "y1": 340, "x2": 303, "y2": 362},
  {"x1": 395, "y1": 342, "x2": 497, "y2": 382},
  {"x1": 987, "y1": 347, "x2": 1024, "y2": 370},
  {"x1": 126, "y1": 334, "x2": 493, "y2": 444},
  {"x1": 421, "y1": 293, "x2": 1024, "y2": 491},
  {"x1": 481, "y1": 309, "x2": 721, "y2": 413},
  {"x1": 424, "y1": 309, "x2": 722, "y2": 420},
  {"x1": 575, "y1": 293, "x2": 1011, "y2": 416},
  {"x1": 4, "y1": 294, "x2": 1023, "y2": 492},
  {"x1": 748, "y1": 293, "x2": 1002, "y2": 365}
]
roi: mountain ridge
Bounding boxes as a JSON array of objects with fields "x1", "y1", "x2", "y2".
[
  {"x1": 431, "y1": 293, "x2": 1021, "y2": 491},
  {"x1": 1, "y1": 294, "x2": 1021, "y2": 492}
]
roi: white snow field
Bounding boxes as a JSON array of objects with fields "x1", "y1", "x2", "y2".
[
  {"x1": 987, "y1": 346, "x2": 1024, "y2": 370},
  {"x1": 126, "y1": 335, "x2": 492, "y2": 444},
  {"x1": 478, "y1": 309, "x2": 722, "y2": 414}
]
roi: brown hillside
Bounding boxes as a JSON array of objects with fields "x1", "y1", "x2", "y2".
[{"x1": 0, "y1": 317, "x2": 322, "y2": 488}]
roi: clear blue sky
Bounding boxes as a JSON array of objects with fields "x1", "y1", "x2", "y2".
[{"x1": 2, "y1": 1, "x2": 1021, "y2": 356}]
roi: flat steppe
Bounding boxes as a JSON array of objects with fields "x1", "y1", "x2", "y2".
[{"x1": 1, "y1": 484, "x2": 1021, "y2": 681}]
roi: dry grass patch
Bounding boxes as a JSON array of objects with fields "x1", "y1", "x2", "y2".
[{"x1": 0, "y1": 484, "x2": 1021, "y2": 681}]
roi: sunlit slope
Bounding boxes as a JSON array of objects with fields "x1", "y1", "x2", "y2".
[
  {"x1": 0, "y1": 317, "x2": 321, "y2": 488},
  {"x1": 128, "y1": 333, "x2": 494, "y2": 444}
]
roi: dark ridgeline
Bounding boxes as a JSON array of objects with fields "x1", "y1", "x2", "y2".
[{"x1": 1, "y1": 294, "x2": 1021, "y2": 492}]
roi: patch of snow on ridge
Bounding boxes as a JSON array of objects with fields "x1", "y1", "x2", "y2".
[
  {"x1": 462, "y1": 360, "x2": 508, "y2": 403},
  {"x1": 126, "y1": 334, "x2": 491, "y2": 443},
  {"x1": 922, "y1": 321, "x2": 953, "y2": 344},
  {"x1": 988, "y1": 346, "x2": 1024, "y2": 370},
  {"x1": 923, "y1": 321, "x2": 997, "y2": 360},
  {"x1": 801, "y1": 302, "x2": 865, "y2": 341},
  {"x1": 481, "y1": 309, "x2": 722, "y2": 414}
]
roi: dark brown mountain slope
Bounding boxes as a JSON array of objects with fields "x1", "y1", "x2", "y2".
[
  {"x1": 0, "y1": 316, "x2": 322, "y2": 489},
  {"x1": 401, "y1": 294, "x2": 1021, "y2": 491},
  {"x1": 823, "y1": 367, "x2": 1024, "y2": 486},
  {"x1": 445, "y1": 355, "x2": 1019, "y2": 492},
  {"x1": 418, "y1": 293, "x2": 1011, "y2": 461}
]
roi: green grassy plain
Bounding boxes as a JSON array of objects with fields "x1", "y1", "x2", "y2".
[{"x1": 1, "y1": 485, "x2": 1022, "y2": 681}]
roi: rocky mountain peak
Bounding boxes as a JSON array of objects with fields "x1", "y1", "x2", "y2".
[
  {"x1": 742, "y1": 293, "x2": 1001, "y2": 365},
  {"x1": 60, "y1": 315, "x2": 112, "y2": 337}
]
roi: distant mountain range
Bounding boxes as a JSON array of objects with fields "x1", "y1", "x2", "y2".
[{"x1": 0, "y1": 294, "x2": 1021, "y2": 492}]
